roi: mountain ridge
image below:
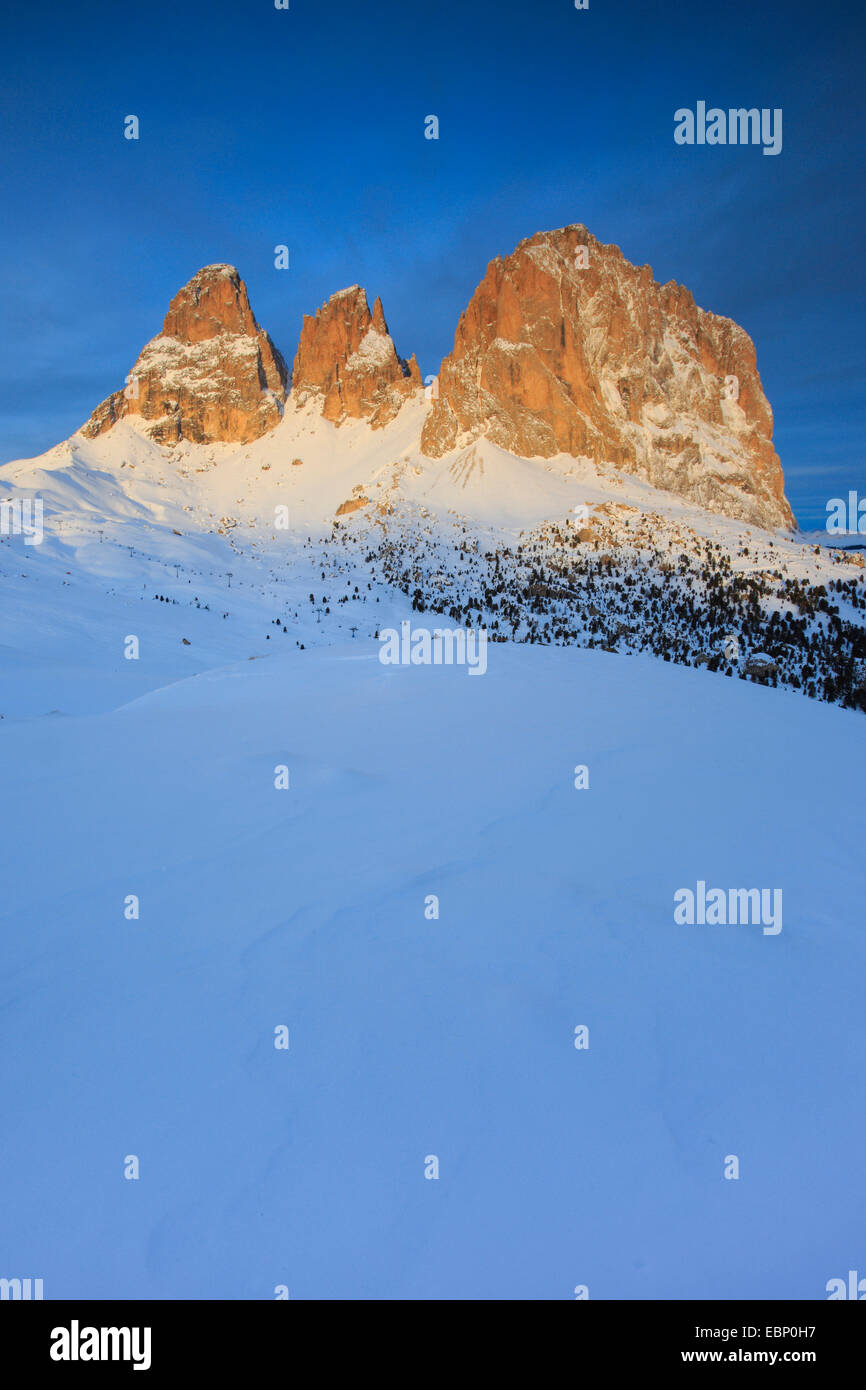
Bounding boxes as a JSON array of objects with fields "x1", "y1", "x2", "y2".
[
  {"x1": 422, "y1": 224, "x2": 790, "y2": 529},
  {"x1": 83, "y1": 263, "x2": 289, "y2": 445},
  {"x1": 75, "y1": 222, "x2": 793, "y2": 531}
]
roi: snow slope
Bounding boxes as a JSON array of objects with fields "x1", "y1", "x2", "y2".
[
  {"x1": 2, "y1": 397, "x2": 857, "y2": 682},
  {"x1": 1, "y1": 402, "x2": 864, "y2": 1300},
  {"x1": 1, "y1": 634, "x2": 864, "y2": 1299}
]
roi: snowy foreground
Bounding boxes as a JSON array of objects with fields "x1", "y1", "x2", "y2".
[
  {"x1": 1, "y1": 400, "x2": 864, "y2": 1299},
  {"x1": 1, "y1": 626, "x2": 864, "y2": 1298}
]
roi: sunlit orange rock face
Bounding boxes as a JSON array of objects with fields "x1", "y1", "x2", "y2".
[
  {"x1": 291, "y1": 285, "x2": 421, "y2": 428},
  {"x1": 83, "y1": 265, "x2": 288, "y2": 444},
  {"x1": 421, "y1": 225, "x2": 793, "y2": 528}
]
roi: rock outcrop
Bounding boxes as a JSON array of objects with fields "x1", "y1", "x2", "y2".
[
  {"x1": 421, "y1": 225, "x2": 793, "y2": 528},
  {"x1": 83, "y1": 265, "x2": 288, "y2": 444},
  {"x1": 291, "y1": 286, "x2": 421, "y2": 428}
]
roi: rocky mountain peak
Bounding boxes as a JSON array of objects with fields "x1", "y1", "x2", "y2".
[
  {"x1": 420, "y1": 223, "x2": 793, "y2": 529},
  {"x1": 291, "y1": 285, "x2": 421, "y2": 429},
  {"x1": 82, "y1": 265, "x2": 288, "y2": 445},
  {"x1": 161, "y1": 264, "x2": 260, "y2": 342}
]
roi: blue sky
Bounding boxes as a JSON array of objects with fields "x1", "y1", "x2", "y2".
[{"x1": 2, "y1": 0, "x2": 863, "y2": 527}]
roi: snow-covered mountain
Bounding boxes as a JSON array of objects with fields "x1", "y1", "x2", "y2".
[
  {"x1": 83, "y1": 264, "x2": 288, "y2": 445},
  {"x1": 291, "y1": 283, "x2": 421, "y2": 427},
  {"x1": 78, "y1": 224, "x2": 793, "y2": 519},
  {"x1": 1, "y1": 234, "x2": 865, "y2": 1301},
  {"x1": 423, "y1": 224, "x2": 792, "y2": 530},
  {"x1": 1, "y1": 234, "x2": 864, "y2": 715}
]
